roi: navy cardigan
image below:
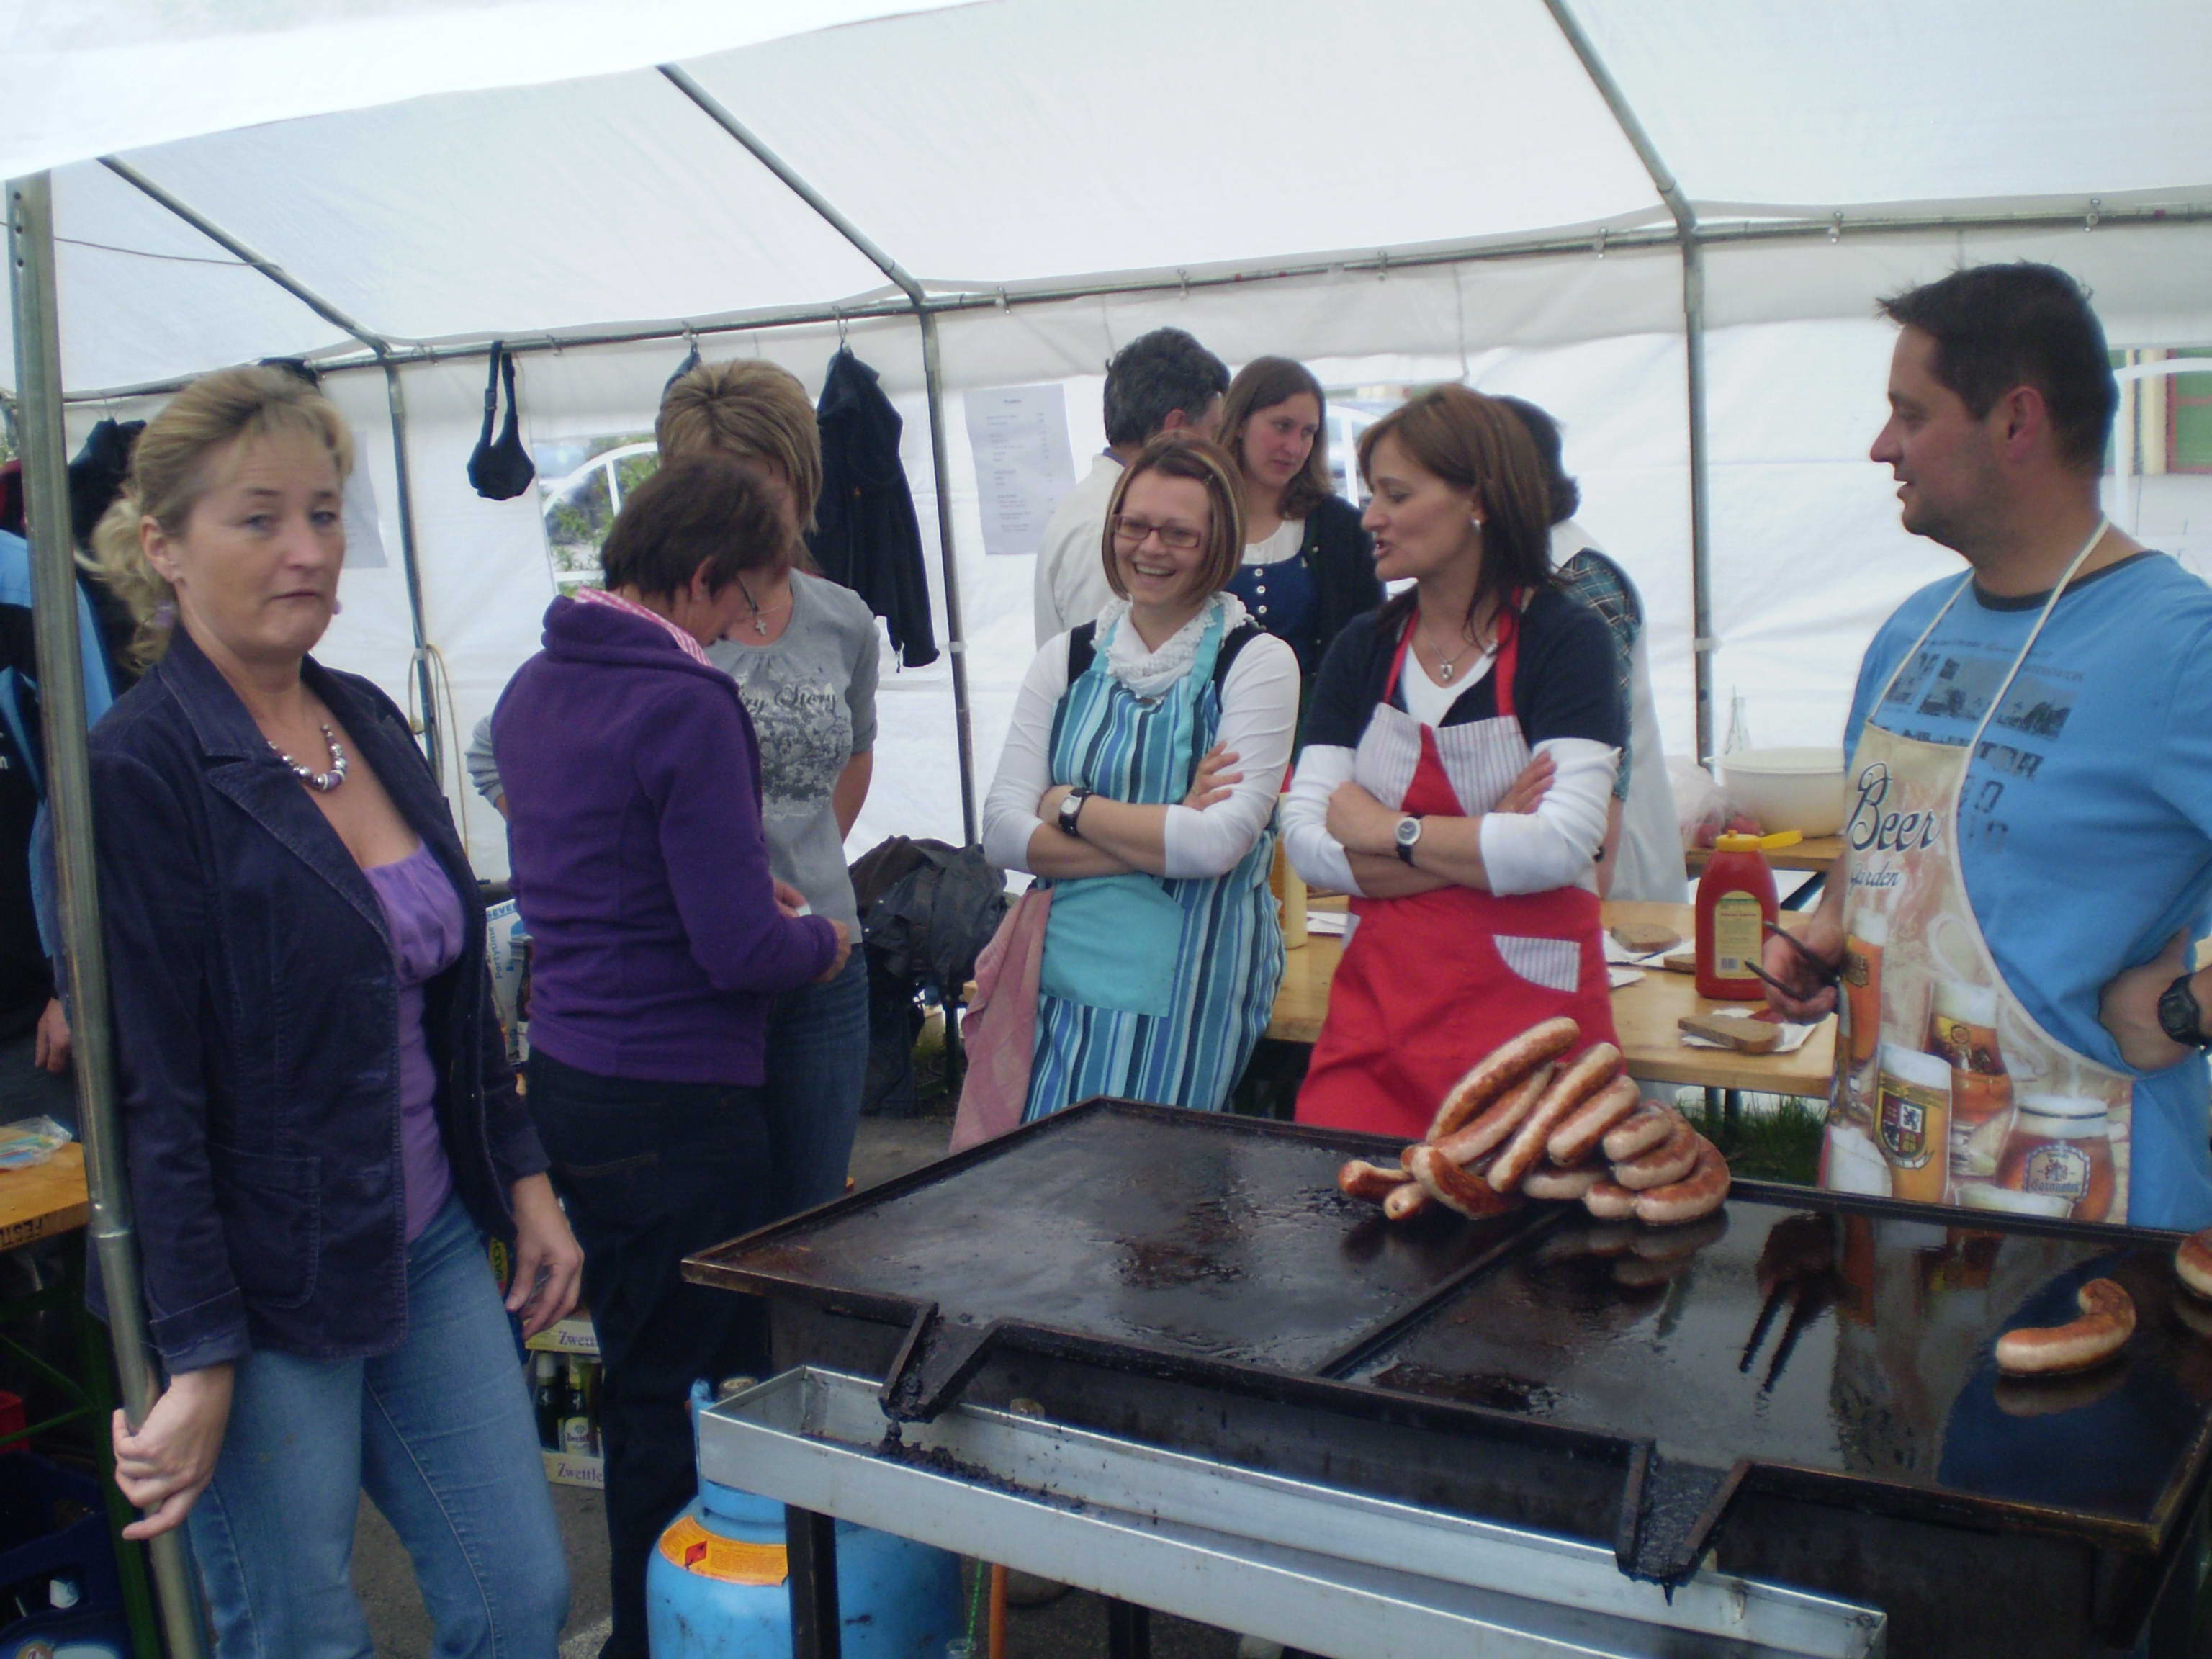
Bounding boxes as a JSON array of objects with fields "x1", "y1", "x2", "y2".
[{"x1": 87, "y1": 628, "x2": 546, "y2": 1371}]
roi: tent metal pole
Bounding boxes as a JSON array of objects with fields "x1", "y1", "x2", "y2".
[
  {"x1": 1538, "y1": 0, "x2": 1717, "y2": 762},
  {"x1": 45, "y1": 199, "x2": 2212, "y2": 409},
  {"x1": 99, "y1": 158, "x2": 446, "y2": 782},
  {"x1": 7, "y1": 169, "x2": 210, "y2": 1659},
  {"x1": 659, "y1": 63, "x2": 979, "y2": 842}
]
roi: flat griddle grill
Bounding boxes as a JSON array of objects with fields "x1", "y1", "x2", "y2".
[{"x1": 687, "y1": 1098, "x2": 2212, "y2": 1656}]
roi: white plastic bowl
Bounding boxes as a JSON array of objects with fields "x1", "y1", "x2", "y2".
[{"x1": 1719, "y1": 746, "x2": 1848, "y2": 837}]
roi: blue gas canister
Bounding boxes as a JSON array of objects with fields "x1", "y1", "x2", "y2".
[{"x1": 646, "y1": 1387, "x2": 962, "y2": 1658}]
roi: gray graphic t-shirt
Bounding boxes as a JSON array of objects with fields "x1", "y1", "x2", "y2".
[{"x1": 707, "y1": 571, "x2": 880, "y2": 932}]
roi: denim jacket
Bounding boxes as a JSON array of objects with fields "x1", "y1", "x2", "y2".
[{"x1": 87, "y1": 629, "x2": 547, "y2": 1372}]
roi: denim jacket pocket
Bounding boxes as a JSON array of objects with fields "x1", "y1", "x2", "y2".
[{"x1": 210, "y1": 1144, "x2": 323, "y2": 1310}]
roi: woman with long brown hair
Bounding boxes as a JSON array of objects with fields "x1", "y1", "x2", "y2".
[
  {"x1": 1281, "y1": 384, "x2": 1625, "y2": 1136},
  {"x1": 1215, "y1": 356, "x2": 1381, "y2": 689}
]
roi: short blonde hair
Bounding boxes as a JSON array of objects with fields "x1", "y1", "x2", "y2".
[
  {"x1": 1100, "y1": 435, "x2": 1246, "y2": 603},
  {"x1": 655, "y1": 359, "x2": 823, "y2": 534},
  {"x1": 86, "y1": 366, "x2": 354, "y2": 667}
]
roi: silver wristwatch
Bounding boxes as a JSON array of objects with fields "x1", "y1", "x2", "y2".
[{"x1": 1393, "y1": 814, "x2": 1424, "y2": 866}]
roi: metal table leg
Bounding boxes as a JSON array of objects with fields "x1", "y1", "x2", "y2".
[
  {"x1": 1106, "y1": 1598, "x2": 1152, "y2": 1659},
  {"x1": 786, "y1": 1505, "x2": 842, "y2": 1659}
]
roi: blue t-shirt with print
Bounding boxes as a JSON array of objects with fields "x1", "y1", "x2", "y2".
[{"x1": 1845, "y1": 550, "x2": 2212, "y2": 1231}]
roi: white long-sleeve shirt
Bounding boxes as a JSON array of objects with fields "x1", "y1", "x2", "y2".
[{"x1": 984, "y1": 628, "x2": 1299, "y2": 879}]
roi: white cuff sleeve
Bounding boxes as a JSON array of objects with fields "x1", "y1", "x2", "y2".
[
  {"x1": 1160, "y1": 636, "x2": 1299, "y2": 878},
  {"x1": 1477, "y1": 737, "x2": 1619, "y2": 894},
  {"x1": 1281, "y1": 742, "x2": 1365, "y2": 896}
]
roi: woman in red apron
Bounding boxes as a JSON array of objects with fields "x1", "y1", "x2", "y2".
[{"x1": 1282, "y1": 385, "x2": 1627, "y2": 1140}]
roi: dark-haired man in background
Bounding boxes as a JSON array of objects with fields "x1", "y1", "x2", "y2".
[
  {"x1": 1761, "y1": 261, "x2": 2212, "y2": 1231},
  {"x1": 1032, "y1": 326, "x2": 1229, "y2": 642}
]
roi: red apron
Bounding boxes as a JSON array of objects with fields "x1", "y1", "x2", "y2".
[{"x1": 1296, "y1": 606, "x2": 1618, "y2": 1140}]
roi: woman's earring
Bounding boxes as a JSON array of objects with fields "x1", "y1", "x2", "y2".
[
  {"x1": 1470, "y1": 516, "x2": 1485, "y2": 530},
  {"x1": 331, "y1": 596, "x2": 345, "y2": 616}
]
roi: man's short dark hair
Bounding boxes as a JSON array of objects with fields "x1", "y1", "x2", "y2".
[
  {"x1": 599, "y1": 455, "x2": 786, "y2": 601},
  {"x1": 1878, "y1": 263, "x2": 2117, "y2": 472},
  {"x1": 1497, "y1": 395, "x2": 1579, "y2": 525},
  {"x1": 1102, "y1": 328, "x2": 1230, "y2": 449}
]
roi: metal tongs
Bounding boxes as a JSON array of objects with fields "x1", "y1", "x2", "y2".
[
  {"x1": 1739, "y1": 920, "x2": 1842, "y2": 1004},
  {"x1": 1742, "y1": 1213, "x2": 1840, "y2": 1392}
]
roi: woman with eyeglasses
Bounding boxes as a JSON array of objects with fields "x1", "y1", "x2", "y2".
[
  {"x1": 1282, "y1": 385, "x2": 1626, "y2": 1138},
  {"x1": 982, "y1": 435, "x2": 1299, "y2": 1119},
  {"x1": 1215, "y1": 356, "x2": 1381, "y2": 695}
]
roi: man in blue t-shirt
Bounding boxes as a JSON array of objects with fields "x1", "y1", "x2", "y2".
[{"x1": 1761, "y1": 263, "x2": 2212, "y2": 1231}]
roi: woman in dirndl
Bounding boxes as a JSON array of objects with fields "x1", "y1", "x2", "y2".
[
  {"x1": 1282, "y1": 384, "x2": 1626, "y2": 1138},
  {"x1": 981, "y1": 434, "x2": 1300, "y2": 1118}
]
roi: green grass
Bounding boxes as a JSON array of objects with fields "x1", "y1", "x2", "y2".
[{"x1": 1678, "y1": 1091, "x2": 1826, "y2": 1186}]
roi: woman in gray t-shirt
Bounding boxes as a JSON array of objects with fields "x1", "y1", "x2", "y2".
[{"x1": 665, "y1": 360, "x2": 878, "y2": 1215}]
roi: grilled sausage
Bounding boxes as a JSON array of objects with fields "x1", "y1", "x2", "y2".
[
  {"x1": 1632, "y1": 1138, "x2": 1731, "y2": 1226},
  {"x1": 1601, "y1": 1107, "x2": 1673, "y2": 1163},
  {"x1": 1521, "y1": 1163, "x2": 1601, "y2": 1202},
  {"x1": 1583, "y1": 1177, "x2": 1640, "y2": 1220},
  {"x1": 1610, "y1": 1115, "x2": 1701, "y2": 1191},
  {"x1": 1434, "y1": 1063, "x2": 1556, "y2": 1166},
  {"x1": 1427, "y1": 1017, "x2": 1580, "y2": 1139},
  {"x1": 1339, "y1": 1159, "x2": 1413, "y2": 1203},
  {"x1": 1488, "y1": 1043, "x2": 1624, "y2": 1193},
  {"x1": 1406, "y1": 1143, "x2": 1525, "y2": 1220},
  {"x1": 1995, "y1": 1279, "x2": 2136, "y2": 1377},
  {"x1": 2176, "y1": 1228, "x2": 2212, "y2": 1300},
  {"x1": 1547, "y1": 1075, "x2": 1642, "y2": 1168},
  {"x1": 1382, "y1": 1181, "x2": 1434, "y2": 1222}
]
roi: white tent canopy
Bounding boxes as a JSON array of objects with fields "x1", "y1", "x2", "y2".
[{"x1": 9, "y1": 0, "x2": 2211, "y2": 877}]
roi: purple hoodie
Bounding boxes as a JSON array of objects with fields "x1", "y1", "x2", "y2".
[{"x1": 493, "y1": 597, "x2": 838, "y2": 1084}]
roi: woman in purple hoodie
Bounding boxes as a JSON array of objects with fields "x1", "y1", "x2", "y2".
[{"x1": 493, "y1": 456, "x2": 850, "y2": 1659}]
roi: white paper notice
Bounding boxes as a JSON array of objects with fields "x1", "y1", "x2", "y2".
[{"x1": 965, "y1": 385, "x2": 1075, "y2": 557}]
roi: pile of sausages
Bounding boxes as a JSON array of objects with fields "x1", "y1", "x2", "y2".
[{"x1": 1336, "y1": 1016, "x2": 1730, "y2": 1228}]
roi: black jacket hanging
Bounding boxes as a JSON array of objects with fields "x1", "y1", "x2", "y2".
[
  {"x1": 805, "y1": 348, "x2": 938, "y2": 667},
  {"x1": 467, "y1": 343, "x2": 536, "y2": 500}
]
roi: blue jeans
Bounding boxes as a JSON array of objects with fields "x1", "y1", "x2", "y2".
[
  {"x1": 763, "y1": 948, "x2": 870, "y2": 1215},
  {"x1": 185, "y1": 1195, "x2": 567, "y2": 1659}
]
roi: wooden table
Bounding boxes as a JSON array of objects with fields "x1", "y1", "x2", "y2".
[
  {"x1": 1684, "y1": 835, "x2": 1844, "y2": 877},
  {"x1": 1268, "y1": 900, "x2": 1834, "y2": 1097},
  {"x1": 0, "y1": 1143, "x2": 88, "y2": 1252}
]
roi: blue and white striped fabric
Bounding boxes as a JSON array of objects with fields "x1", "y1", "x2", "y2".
[{"x1": 1023, "y1": 609, "x2": 1284, "y2": 1120}]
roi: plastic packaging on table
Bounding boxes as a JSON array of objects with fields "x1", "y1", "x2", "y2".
[{"x1": 0, "y1": 1115, "x2": 73, "y2": 1171}]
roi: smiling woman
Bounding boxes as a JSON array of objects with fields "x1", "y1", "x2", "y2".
[
  {"x1": 981, "y1": 434, "x2": 1300, "y2": 1121},
  {"x1": 77, "y1": 365, "x2": 578, "y2": 1655}
]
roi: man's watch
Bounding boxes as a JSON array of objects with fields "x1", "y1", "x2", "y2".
[
  {"x1": 1057, "y1": 787, "x2": 1094, "y2": 840},
  {"x1": 1393, "y1": 814, "x2": 1424, "y2": 866},
  {"x1": 2157, "y1": 973, "x2": 2212, "y2": 1049}
]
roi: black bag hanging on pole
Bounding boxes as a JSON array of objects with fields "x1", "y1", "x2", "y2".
[{"x1": 467, "y1": 342, "x2": 536, "y2": 500}]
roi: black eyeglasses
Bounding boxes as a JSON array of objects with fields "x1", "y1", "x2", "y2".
[{"x1": 1110, "y1": 515, "x2": 1203, "y2": 553}]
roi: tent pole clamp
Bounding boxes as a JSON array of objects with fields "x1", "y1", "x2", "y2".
[
  {"x1": 1594, "y1": 226, "x2": 1608, "y2": 258},
  {"x1": 2087, "y1": 197, "x2": 2102, "y2": 230},
  {"x1": 1829, "y1": 214, "x2": 1843, "y2": 243}
]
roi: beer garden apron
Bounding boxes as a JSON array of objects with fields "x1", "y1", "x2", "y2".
[
  {"x1": 1824, "y1": 522, "x2": 2131, "y2": 1222},
  {"x1": 1297, "y1": 603, "x2": 1619, "y2": 1141}
]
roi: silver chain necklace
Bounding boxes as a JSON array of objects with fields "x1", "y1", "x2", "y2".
[
  {"x1": 735, "y1": 574, "x2": 793, "y2": 637},
  {"x1": 269, "y1": 723, "x2": 349, "y2": 792}
]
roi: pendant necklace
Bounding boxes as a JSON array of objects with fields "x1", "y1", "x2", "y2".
[
  {"x1": 270, "y1": 724, "x2": 349, "y2": 792},
  {"x1": 736, "y1": 575, "x2": 793, "y2": 638}
]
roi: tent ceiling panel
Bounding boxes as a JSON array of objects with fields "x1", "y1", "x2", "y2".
[
  {"x1": 102, "y1": 71, "x2": 891, "y2": 349},
  {"x1": 1576, "y1": 0, "x2": 2212, "y2": 214},
  {"x1": 0, "y1": 161, "x2": 352, "y2": 395},
  {"x1": 0, "y1": 0, "x2": 951, "y2": 181},
  {"x1": 681, "y1": 0, "x2": 1663, "y2": 287}
]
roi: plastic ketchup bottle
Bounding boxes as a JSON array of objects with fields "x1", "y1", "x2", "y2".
[{"x1": 1696, "y1": 830, "x2": 1801, "y2": 1000}]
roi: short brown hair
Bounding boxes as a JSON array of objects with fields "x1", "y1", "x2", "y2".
[
  {"x1": 1100, "y1": 435, "x2": 1246, "y2": 603},
  {"x1": 1357, "y1": 385, "x2": 1553, "y2": 633},
  {"x1": 655, "y1": 358, "x2": 824, "y2": 532},
  {"x1": 1217, "y1": 356, "x2": 1334, "y2": 520},
  {"x1": 599, "y1": 455, "x2": 787, "y2": 603},
  {"x1": 86, "y1": 365, "x2": 354, "y2": 666}
]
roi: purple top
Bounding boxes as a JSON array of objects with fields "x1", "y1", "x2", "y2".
[
  {"x1": 492, "y1": 598, "x2": 838, "y2": 1084},
  {"x1": 364, "y1": 842, "x2": 464, "y2": 1240}
]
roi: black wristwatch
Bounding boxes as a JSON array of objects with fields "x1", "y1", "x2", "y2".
[
  {"x1": 2157, "y1": 973, "x2": 2212, "y2": 1049},
  {"x1": 1057, "y1": 787, "x2": 1093, "y2": 840},
  {"x1": 1393, "y1": 814, "x2": 1424, "y2": 866}
]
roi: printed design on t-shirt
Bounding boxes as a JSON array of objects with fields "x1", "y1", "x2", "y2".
[
  {"x1": 1874, "y1": 644, "x2": 2083, "y2": 857},
  {"x1": 731, "y1": 662, "x2": 851, "y2": 822}
]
